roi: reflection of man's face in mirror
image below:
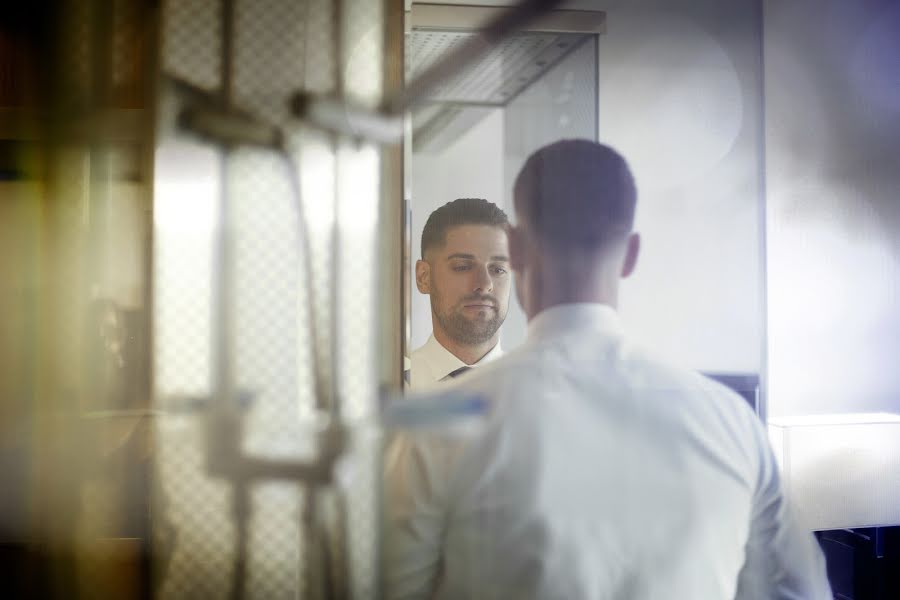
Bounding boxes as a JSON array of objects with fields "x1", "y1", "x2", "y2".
[{"x1": 416, "y1": 224, "x2": 510, "y2": 347}]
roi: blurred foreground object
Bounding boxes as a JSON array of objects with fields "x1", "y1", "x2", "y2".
[{"x1": 0, "y1": 0, "x2": 159, "y2": 597}]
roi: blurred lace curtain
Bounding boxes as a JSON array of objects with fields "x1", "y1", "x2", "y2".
[{"x1": 0, "y1": 0, "x2": 400, "y2": 597}]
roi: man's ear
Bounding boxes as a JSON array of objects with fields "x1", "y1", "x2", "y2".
[
  {"x1": 621, "y1": 232, "x2": 640, "y2": 278},
  {"x1": 415, "y1": 259, "x2": 431, "y2": 294},
  {"x1": 508, "y1": 226, "x2": 525, "y2": 273}
]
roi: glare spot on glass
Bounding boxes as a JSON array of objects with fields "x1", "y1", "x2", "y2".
[
  {"x1": 337, "y1": 141, "x2": 379, "y2": 421},
  {"x1": 337, "y1": 142, "x2": 380, "y2": 235},
  {"x1": 298, "y1": 138, "x2": 336, "y2": 234},
  {"x1": 153, "y1": 143, "x2": 220, "y2": 234},
  {"x1": 153, "y1": 142, "x2": 219, "y2": 398}
]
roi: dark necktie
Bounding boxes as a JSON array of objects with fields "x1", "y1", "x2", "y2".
[{"x1": 447, "y1": 366, "x2": 472, "y2": 379}]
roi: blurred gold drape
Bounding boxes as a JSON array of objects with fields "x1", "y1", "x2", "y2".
[{"x1": 0, "y1": 1, "x2": 159, "y2": 596}]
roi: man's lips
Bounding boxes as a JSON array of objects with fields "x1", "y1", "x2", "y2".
[{"x1": 464, "y1": 303, "x2": 495, "y2": 309}]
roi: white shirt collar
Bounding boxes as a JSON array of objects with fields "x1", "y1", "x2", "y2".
[
  {"x1": 526, "y1": 302, "x2": 622, "y2": 345},
  {"x1": 409, "y1": 334, "x2": 503, "y2": 390}
]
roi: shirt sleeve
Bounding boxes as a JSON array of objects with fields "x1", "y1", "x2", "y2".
[
  {"x1": 384, "y1": 432, "x2": 461, "y2": 600},
  {"x1": 734, "y1": 420, "x2": 832, "y2": 600}
]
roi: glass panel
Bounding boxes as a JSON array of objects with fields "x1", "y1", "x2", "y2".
[
  {"x1": 153, "y1": 0, "x2": 384, "y2": 598},
  {"x1": 408, "y1": 31, "x2": 599, "y2": 354}
]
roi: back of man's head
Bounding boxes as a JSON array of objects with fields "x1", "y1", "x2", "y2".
[
  {"x1": 421, "y1": 198, "x2": 509, "y2": 258},
  {"x1": 513, "y1": 139, "x2": 636, "y2": 251}
]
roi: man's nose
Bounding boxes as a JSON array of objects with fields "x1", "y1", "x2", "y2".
[{"x1": 473, "y1": 266, "x2": 493, "y2": 292}]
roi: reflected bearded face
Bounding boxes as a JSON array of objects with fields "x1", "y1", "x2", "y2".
[
  {"x1": 424, "y1": 225, "x2": 511, "y2": 346},
  {"x1": 431, "y1": 284, "x2": 505, "y2": 345}
]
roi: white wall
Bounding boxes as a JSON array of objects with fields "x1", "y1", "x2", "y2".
[
  {"x1": 596, "y1": 3, "x2": 765, "y2": 374},
  {"x1": 409, "y1": 109, "x2": 509, "y2": 351}
]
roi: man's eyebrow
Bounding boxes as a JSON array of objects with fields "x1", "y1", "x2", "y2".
[
  {"x1": 445, "y1": 253, "x2": 475, "y2": 260},
  {"x1": 444, "y1": 253, "x2": 509, "y2": 262}
]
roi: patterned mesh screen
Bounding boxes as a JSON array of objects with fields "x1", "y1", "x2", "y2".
[
  {"x1": 153, "y1": 0, "x2": 384, "y2": 597},
  {"x1": 162, "y1": 0, "x2": 222, "y2": 90}
]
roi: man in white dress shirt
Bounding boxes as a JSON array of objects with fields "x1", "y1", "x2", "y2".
[
  {"x1": 386, "y1": 140, "x2": 831, "y2": 599},
  {"x1": 407, "y1": 198, "x2": 512, "y2": 391}
]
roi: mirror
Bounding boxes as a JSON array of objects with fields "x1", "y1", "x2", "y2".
[
  {"x1": 404, "y1": 3, "x2": 764, "y2": 407},
  {"x1": 405, "y1": 7, "x2": 603, "y2": 363}
]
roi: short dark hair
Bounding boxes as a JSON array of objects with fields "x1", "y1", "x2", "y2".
[
  {"x1": 513, "y1": 139, "x2": 636, "y2": 249},
  {"x1": 420, "y1": 198, "x2": 509, "y2": 258}
]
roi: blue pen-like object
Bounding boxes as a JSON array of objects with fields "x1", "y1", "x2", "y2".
[{"x1": 383, "y1": 392, "x2": 488, "y2": 429}]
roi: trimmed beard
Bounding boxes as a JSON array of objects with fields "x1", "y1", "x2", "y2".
[{"x1": 432, "y1": 289, "x2": 505, "y2": 346}]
